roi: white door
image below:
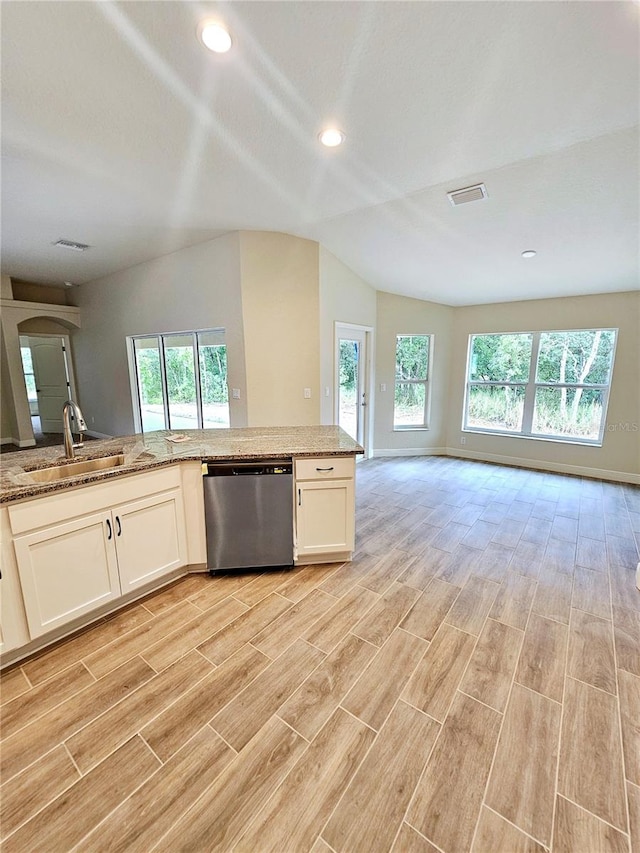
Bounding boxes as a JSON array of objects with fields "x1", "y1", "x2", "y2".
[
  {"x1": 114, "y1": 489, "x2": 187, "y2": 593},
  {"x1": 335, "y1": 325, "x2": 370, "y2": 451},
  {"x1": 29, "y1": 337, "x2": 71, "y2": 432},
  {"x1": 13, "y1": 512, "x2": 121, "y2": 638}
]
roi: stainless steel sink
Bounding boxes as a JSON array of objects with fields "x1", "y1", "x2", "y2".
[{"x1": 27, "y1": 454, "x2": 126, "y2": 483}]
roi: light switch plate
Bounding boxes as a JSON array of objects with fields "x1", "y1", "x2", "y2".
[
  {"x1": 303, "y1": 388, "x2": 311, "y2": 399},
  {"x1": 232, "y1": 388, "x2": 241, "y2": 399}
]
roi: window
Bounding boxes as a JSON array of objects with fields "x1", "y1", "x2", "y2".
[
  {"x1": 394, "y1": 334, "x2": 431, "y2": 429},
  {"x1": 464, "y1": 329, "x2": 617, "y2": 444},
  {"x1": 130, "y1": 329, "x2": 229, "y2": 432},
  {"x1": 20, "y1": 346, "x2": 37, "y2": 405}
]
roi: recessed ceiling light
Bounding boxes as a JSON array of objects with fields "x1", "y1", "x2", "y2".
[
  {"x1": 521, "y1": 250, "x2": 537, "y2": 258},
  {"x1": 198, "y1": 20, "x2": 232, "y2": 53},
  {"x1": 319, "y1": 128, "x2": 345, "y2": 148}
]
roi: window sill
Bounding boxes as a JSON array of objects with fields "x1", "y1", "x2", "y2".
[
  {"x1": 393, "y1": 426, "x2": 430, "y2": 432},
  {"x1": 462, "y1": 428, "x2": 603, "y2": 448}
]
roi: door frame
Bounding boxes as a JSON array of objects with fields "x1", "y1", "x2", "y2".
[
  {"x1": 19, "y1": 333, "x2": 79, "y2": 431},
  {"x1": 334, "y1": 322, "x2": 374, "y2": 459}
]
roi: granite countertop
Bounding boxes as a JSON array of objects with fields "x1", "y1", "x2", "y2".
[{"x1": 0, "y1": 426, "x2": 364, "y2": 505}]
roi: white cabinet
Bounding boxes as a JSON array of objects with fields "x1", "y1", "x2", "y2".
[
  {"x1": 294, "y1": 456, "x2": 355, "y2": 564},
  {"x1": 0, "y1": 508, "x2": 30, "y2": 654},
  {"x1": 13, "y1": 512, "x2": 121, "y2": 637},
  {"x1": 114, "y1": 489, "x2": 186, "y2": 593},
  {"x1": 8, "y1": 468, "x2": 188, "y2": 639}
]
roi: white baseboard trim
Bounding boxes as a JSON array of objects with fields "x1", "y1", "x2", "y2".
[
  {"x1": 1, "y1": 436, "x2": 36, "y2": 448},
  {"x1": 446, "y1": 447, "x2": 640, "y2": 485},
  {"x1": 373, "y1": 447, "x2": 447, "y2": 458},
  {"x1": 86, "y1": 430, "x2": 113, "y2": 439}
]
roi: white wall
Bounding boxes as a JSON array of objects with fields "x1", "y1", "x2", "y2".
[
  {"x1": 72, "y1": 232, "x2": 247, "y2": 436},
  {"x1": 448, "y1": 291, "x2": 640, "y2": 480},
  {"x1": 319, "y1": 247, "x2": 377, "y2": 429},
  {"x1": 374, "y1": 291, "x2": 454, "y2": 455},
  {"x1": 239, "y1": 231, "x2": 320, "y2": 426}
]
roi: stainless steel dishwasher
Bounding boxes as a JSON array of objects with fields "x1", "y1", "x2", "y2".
[{"x1": 203, "y1": 459, "x2": 293, "y2": 572}]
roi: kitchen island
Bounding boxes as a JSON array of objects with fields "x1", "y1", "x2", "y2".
[{"x1": 1, "y1": 426, "x2": 363, "y2": 666}]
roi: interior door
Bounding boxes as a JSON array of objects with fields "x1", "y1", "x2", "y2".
[
  {"x1": 29, "y1": 336, "x2": 70, "y2": 432},
  {"x1": 336, "y1": 326, "x2": 368, "y2": 448}
]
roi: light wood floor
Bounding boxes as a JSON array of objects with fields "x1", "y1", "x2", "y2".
[{"x1": 1, "y1": 456, "x2": 639, "y2": 852}]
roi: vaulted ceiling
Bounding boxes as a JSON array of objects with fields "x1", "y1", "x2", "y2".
[{"x1": 1, "y1": 1, "x2": 638, "y2": 305}]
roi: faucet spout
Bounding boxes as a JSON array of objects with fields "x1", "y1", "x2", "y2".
[{"x1": 63, "y1": 400, "x2": 87, "y2": 459}]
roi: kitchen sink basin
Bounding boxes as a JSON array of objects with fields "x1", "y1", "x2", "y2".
[{"x1": 27, "y1": 454, "x2": 126, "y2": 483}]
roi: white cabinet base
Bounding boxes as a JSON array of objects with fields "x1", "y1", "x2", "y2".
[
  {"x1": 294, "y1": 456, "x2": 356, "y2": 564},
  {"x1": 13, "y1": 512, "x2": 121, "y2": 638}
]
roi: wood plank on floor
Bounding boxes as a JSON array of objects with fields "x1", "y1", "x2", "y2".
[
  {"x1": 82, "y1": 600, "x2": 201, "y2": 679},
  {"x1": 471, "y1": 806, "x2": 547, "y2": 853},
  {"x1": 140, "y1": 643, "x2": 271, "y2": 762},
  {"x1": 567, "y1": 608, "x2": 617, "y2": 695},
  {"x1": 235, "y1": 708, "x2": 376, "y2": 853},
  {"x1": 558, "y1": 676, "x2": 628, "y2": 832},
  {"x1": 406, "y1": 691, "x2": 502, "y2": 853},
  {"x1": 20, "y1": 604, "x2": 155, "y2": 686},
  {"x1": 152, "y1": 716, "x2": 307, "y2": 852},
  {"x1": 402, "y1": 622, "x2": 476, "y2": 722},
  {"x1": 342, "y1": 628, "x2": 428, "y2": 730},
  {"x1": 1, "y1": 736, "x2": 159, "y2": 853},
  {"x1": 444, "y1": 575, "x2": 500, "y2": 636},
  {"x1": 351, "y1": 582, "x2": 419, "y2": 647},
  {"x1": 303, "y1": 584, "x2": 379, "y2": 654},
  {"x1": 211, "y1": 638, "x2": 325, "y2": 751},
  {"x1": 278, "y1": 633, "x2": 378, "y2": 741},
  {"x1": 618, "y1": 669, "x2": 640, "y2": 787},
  {"x1": 489, "y1": 571, "x2": 536, "y2": 631},
  {"x1": 515, "y1": 612, "x2": 568, "y2": 703},
  {"x1": 485, "y1": 683, "x2": 561, "y2": 847},
  {"x1": 66, "y1": 650, "x2": 213, "y2": 773},
  {"x1": 196, "y1": 593, "x2": 293, "y2": 665},
  {"x1": 0, "y1": 656, "x2": 155, "y2": 783},
  {"x1": 392, "y1": 823, "x2": 440, "y2": 852},
  {"x1": 251, "y1": 588, "x2": 336, "y2": 659},
  {"x1": 552, "y1": 794, "x2": 629, "y2": 853},
  {"x1": 0, "y1": 661, "x2": 94, "y2": 740},
  {"x1": 322, "y1": 701, "x2": 440, "y2": 853},
  {"x1": 77, "y1": 726, "x2": 234, "y2": 853},
  {"x1": 0, "y1": 746, "x2": 79, "y2": 840},
  {"x1": 399, "y1": 578, "x2": 459, "y2": 641},
  {"x1": 140, "y1": 595, "x2": 248, "y2": 671},
  {"x1": 459, "y1": 618, "x2": 522, "y2": 712}
]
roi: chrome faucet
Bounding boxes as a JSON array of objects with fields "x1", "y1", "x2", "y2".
[{"x1": 62, "y1": 400, "x2": 87, "y2": 459}]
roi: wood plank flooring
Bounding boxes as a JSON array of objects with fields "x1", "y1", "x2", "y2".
[{"x1": 1, "y1": 455, "x2": 639, "y2": 852}]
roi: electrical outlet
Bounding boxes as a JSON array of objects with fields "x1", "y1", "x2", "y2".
[
  {"x1": 325, "y1": 386, "x2": 330, "y2": 397},
  {"x1": 304, "y1": 388, "x2": 311, "y2": 399},
  {"x1": 460, "y1": 436, "x2": 466, "y2": 445},
  {"x1": 232, "y1": 388, "x2": 241, "y2": 399},
  {"x1": 380, "y1": 383, "x2": 387, "y2": 392}
]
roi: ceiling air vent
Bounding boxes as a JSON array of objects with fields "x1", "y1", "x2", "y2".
[
  {"x1": 447, "y1": 183, "x2": 488, "y2": 207},
  {"x1": 53, "y1": 239, "x2": 91, "y2": 252}
]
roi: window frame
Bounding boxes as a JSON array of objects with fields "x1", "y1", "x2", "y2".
[
  {"x1": 463, "y1": 328, "x2": 618, "y2": 446},
  {"x1": 393, "y1": 333, "x2": 433, "y2": 431},
  {"x1": 128, "y1": 328, "x2": 229, "y2": 433}
]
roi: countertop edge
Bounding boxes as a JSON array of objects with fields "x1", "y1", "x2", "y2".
[{"x1": 1, "y1": 428, "x2": 364, "y2": 505}]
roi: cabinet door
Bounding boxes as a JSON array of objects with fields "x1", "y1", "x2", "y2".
[
  {"x1": 13, "y1": 513, "x2": 121, "y2": 638},
  {"x1": 296, "y1": 479, "x2": 355, "y2": 556},
  {"x1": 114, "y1": 489, "x2": 187, "y2": 593}
]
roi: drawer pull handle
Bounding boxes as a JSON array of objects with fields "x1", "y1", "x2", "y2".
[
  {"x1": 106, "y1": 518, "x2": 112, "y2": 540},
  {"x1": 298, "y1": 488, "x2": 302, "y2": 506},
  {"x1": 316, "y1": 466, "x2": 334, "y2": 472},
  {"x1": 116, "y1": 516, "x2": 122, "y2": 537}
]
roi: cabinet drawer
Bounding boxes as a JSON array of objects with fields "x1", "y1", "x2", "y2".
[{"x1": 295, "y1": 456, "x2": 354, "y2": 481}]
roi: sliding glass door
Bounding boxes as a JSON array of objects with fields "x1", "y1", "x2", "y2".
[{"x1": 131, "y1": 329, "x2": 229, "y2": 432}]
